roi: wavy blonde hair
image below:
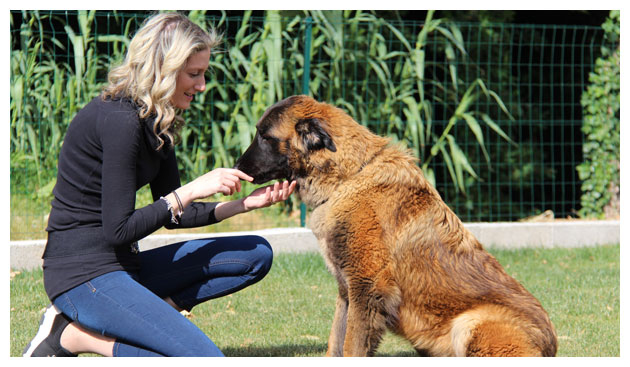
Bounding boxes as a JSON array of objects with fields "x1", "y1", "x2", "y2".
[{"x1": 102, "y1": 12, "x2": 221, "y2": 150}]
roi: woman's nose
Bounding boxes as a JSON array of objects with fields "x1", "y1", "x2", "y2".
[{"x1": 195, "y1": 74, "x2": 206, "y2": 91}]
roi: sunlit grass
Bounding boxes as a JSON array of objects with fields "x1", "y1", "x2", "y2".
[{"x1": 11, "y1": 245, "x2": 619, "y2": 357}]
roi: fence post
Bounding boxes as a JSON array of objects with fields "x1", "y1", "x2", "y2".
[{"x1": 299, "y1": 16, "x2": 313, "y2": 227}]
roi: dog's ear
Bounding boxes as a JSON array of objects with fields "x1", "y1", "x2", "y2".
[{"x1": 295, "y1": 118, "x2": 337, "y2": 152}]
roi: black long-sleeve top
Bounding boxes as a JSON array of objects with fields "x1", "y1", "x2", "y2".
[{"x1": 43, "y1": 96, "x2": 220, "y2": 300}]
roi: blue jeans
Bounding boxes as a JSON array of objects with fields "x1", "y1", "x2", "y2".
[{"x1": 52, "y1": 235, "x2": 273, "y2": 357}]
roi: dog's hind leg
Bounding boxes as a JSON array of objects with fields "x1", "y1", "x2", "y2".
[{"x1": 326, "y1": 286, "x2": 349, "y2": 357}]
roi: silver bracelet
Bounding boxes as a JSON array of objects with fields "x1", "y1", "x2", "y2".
[
  {"x1": 172, "y1": 190, "x2": 184, "y2": 217},
  {"x1": 160, "y1": 196, "x2": 179, "y2": 225}
]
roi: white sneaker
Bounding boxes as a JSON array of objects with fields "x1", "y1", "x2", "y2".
[{"x1": 22, "y1": 304, "x2": 76, "y2": 357}]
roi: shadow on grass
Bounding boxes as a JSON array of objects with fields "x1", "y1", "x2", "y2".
[
  {"x1": 222, "y1": 343, "x2": 419, "y2": 357},
  {"x1": 222, "y1": 343, "x2": 327, "y2": 357}
]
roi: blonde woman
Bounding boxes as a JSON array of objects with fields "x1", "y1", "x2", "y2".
[{"x1": 23, "y1": 12, "x2": 296, "y2": 357}]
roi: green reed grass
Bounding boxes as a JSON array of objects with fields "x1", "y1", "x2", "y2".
[{"x1": 11, "y1": 10, "x2": 515, "y2": 240}]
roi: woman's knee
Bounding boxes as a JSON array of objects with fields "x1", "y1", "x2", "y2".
[{"x1": 244, "y1": 235, "x2": 273, "y2": 279}]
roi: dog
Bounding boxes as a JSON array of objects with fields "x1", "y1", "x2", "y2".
[{"x1": 234, "y1": 95, "x2": 557, "y2": 357}]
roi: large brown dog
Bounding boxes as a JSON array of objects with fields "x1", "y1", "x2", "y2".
[{"x1": 234, "y1": 95, "x2": 557, "y2": 357}]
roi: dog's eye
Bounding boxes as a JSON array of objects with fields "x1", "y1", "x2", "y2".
[{"x1": 260, "y1": 134, "x2": 276, "y2": 142}]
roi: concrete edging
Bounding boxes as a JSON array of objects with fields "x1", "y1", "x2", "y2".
[{"x1": 10, "y1": 221, "x2": 620, "y2": 271}]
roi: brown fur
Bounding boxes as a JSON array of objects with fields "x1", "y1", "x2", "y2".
[{"x1": 234, "y1": 95, "x2": 557, "y2": 357}]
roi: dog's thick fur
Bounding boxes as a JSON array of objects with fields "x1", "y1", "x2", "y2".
[{"x1": 234, "y1": 95, "x2": 557, "y2": 357}]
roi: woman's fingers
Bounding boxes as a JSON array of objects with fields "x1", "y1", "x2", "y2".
[
  {"x1": 267, "y1": 180, "x2": 297, "y2": 203},
  {"x1": 271, "y1": 182, "x2": 280, "y2": 202},
  {"x1": 217, "y1": 169, "x2": 251, "y2": 195},
  {"x1": 241, "y1": 180, "x2": 298, "y2": 211},
  {"x1": 282, "y1": 181, "x2": 297, "y2": 200},
  {"x1": 229, "y1": 169, "x2": 254, "y2": 183}
]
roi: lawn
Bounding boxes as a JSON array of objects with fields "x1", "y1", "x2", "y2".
[{"x1": 10, "y1": 244, "x2": 620, "y2": 357}]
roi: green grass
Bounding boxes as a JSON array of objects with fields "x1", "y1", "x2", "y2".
[{"x1": 10, "y1": 245, "x2": 619, "y2": 357}]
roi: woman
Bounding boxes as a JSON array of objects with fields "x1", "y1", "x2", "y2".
[{"x1": 22, "y1": 12, "x2": 296, "y2": 357}]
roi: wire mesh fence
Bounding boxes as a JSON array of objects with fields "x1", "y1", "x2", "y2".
[{"x1": 10, "y1": 10, "x2": 614, "y2": 240}]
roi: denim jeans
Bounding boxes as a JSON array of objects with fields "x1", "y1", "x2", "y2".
[{"x1": 52, "y1": 235, "x2": 273, "y2": 357}]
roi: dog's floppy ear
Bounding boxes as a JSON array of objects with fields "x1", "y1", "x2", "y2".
[{"x1": 295, "y1": 118, "x2": 337, "y2": 152}]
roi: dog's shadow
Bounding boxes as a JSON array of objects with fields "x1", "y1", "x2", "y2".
[
  {"x1": 222, "y1": 344, "x2": 419, "y2": 357},
  {"x1": 221, "y1": 343, "x2": 326, "y2": 357}
]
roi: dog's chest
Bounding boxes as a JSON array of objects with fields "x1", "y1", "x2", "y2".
[
  {"x1": 309, "y1": 204, "x2": 334, "y2": 261},
  {"x1": 308, "y1": 204, "x2": 347, "y2": 285}
]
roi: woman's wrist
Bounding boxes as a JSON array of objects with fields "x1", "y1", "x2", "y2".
[
  {"x1": 160, "y1": 194, "x2": 180, "y2": 224},
  {"x1": 163, "y1": 187, "x2": 191, "y2": 217},
  {"x1": 214, "y1": 198, "x2": 247, "y2": 222},
  {"x1": 177, "y1": 182, "x2": 196, "y2": 204}
]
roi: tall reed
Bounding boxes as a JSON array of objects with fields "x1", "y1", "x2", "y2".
[{"x1": 10, "y1": 10, "x2": 515, "y2": 238}]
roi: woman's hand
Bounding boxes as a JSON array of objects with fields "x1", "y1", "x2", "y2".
[
  {"x1": 213, "y1": 180, "x2": 297, "y2": 222},
  {"x1": 185, "y1": 168, "x2": 254, "y2": 200},
  {"x1": 171, "y1": 168, "x2": 253, "y2": 217},
  {"x1": 242, "y1": 180, "x2": 297, "y2": 211}
]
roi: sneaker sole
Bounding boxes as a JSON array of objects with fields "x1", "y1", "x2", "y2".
[{"x1": 22, "y1": 305, "x2": 61, "y2": 357}]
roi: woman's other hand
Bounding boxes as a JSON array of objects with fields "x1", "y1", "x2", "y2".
[{"x1": 242, "y1": 180, "x2": 297, "y2": 211}]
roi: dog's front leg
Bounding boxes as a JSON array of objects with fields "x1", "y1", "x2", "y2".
[
  {"x1": 342, "y1": 273, "x2": 397, "y2": 357},
  {"x1": 342, "y1": 299, "x2": 376, "y2": 356},
  {"x1": 326, "y1": 286, "x2": 349, "y2": 356}
]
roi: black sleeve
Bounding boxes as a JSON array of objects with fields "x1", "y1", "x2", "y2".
[
  {"x1": 99, "y1": 111, "x2": 172, "y2": 247},
  {"x1": 149, "y1": 149, "x2": 221, "y2": 230}
]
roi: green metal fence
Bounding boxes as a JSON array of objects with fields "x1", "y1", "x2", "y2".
[{"x1": 10, "y1": 10, "x2": 614, "y2": 240}]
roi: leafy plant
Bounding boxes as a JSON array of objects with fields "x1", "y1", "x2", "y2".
[
  {"x1": 10, "y1": 10, "x2": 133, "y2": 199},
  {"x1": 10, "y1": 10, "x2": 537, "y2": 239},
  {"x1": 577, "y1": 10, "x2": 620, "y2": 219},
  {"x1": 303, "y1": 10, "x2": 515, "y2": 193}
]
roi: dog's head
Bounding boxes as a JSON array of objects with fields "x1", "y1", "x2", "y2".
[{"x1": 234, "y1": 95, "x2": 339, "y2": 185}]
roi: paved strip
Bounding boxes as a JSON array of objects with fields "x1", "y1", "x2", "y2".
[{"x1": 10, "y1": 221, "x2": 620, "y2": 270}]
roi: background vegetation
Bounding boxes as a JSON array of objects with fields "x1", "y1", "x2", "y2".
[
  {"x1": 10, "y1": 10, "x2": 619, "y2": 240},
  {"x1": 577, "y1": 10, "x2": 620, "y2": 219}
]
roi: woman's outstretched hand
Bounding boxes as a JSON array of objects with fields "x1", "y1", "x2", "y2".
[{"x1": 242, "y1": 180, "x2": 298, "y2": 211}]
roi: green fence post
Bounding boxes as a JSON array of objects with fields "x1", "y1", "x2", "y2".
[{"x1": 300, "y1": 16, "x2": 313, "y2": 227}]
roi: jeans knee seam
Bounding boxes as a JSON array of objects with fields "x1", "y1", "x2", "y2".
[
  {"x1": 172, "y1": 274, "x2": 251, "y2": 310},
  {"x1": 147, "y1": 260, "x2": 254, "y2": 284}
]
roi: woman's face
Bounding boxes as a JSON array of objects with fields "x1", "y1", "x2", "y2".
[{"x1": 171, "y1": 48, "x2": 211, "y2": 109}]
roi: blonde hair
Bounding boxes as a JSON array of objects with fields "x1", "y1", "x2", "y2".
[{"x1": 102, "y1": 12, "x2": 221, "y2": 150}]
